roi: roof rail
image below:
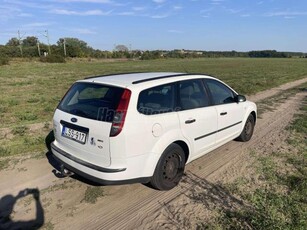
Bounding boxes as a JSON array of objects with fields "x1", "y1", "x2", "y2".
[
  {"x1": 84, "y1": 72, "x2": 148, "y2": 80},
  {"x1": 132, "y1": 73, "x2": 212, "y2": 84}
]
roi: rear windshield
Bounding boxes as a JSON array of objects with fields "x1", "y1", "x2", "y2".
[{"x1": 58, "y1": 82, "x2": 124, "y2": 122}]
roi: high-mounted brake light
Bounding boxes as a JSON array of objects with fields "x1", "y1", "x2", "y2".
[{"x1": 110, "y1": 89, "x2": 131, "y2": 137}]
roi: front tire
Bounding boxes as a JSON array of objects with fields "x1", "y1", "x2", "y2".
[
  {"x1": 236, "y1": 114, "x2": 255, "y2": 142},
  {"x1": 150, "y1": 144, "x2": 186, "y2": 190}
]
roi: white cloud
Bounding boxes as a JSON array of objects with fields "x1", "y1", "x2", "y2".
[
  {"x1": 23, "y1": 22, "x2": 53, "y2": 28},
  {"x1": 3, "y1": 0, "x2": 53, "y2": 9},
  {"x1": 53, "y1": 0, "x2": 113, "y2": 3},
  {"x1": 173, "y1": 6, "x2": 182, "y2": 11},
  {"x1": 118, "y1": 11, "x2": 135, "y2": 16},
  {"x1": 18, "y1": 13, "x2": 33, "y2": 17},
  {"x1": 132, "y1": 7, "x2": 146, "y2": 11},
  {"x1": 151, "y1": 13, "x2": 169, "y2": 19},
  {"x1": 211, "y1": 0, "x2": 224, "y2": 5},
  {"x1": 152, "y1": 0, "x2": 166, "y2": 4},
  {"x1": 168, "y1": 29, "x2": 183, "y2": 34},
  {"x1": 226, "y1": 8, "x2": 242, "y2": 14},
  {"x1": 265, "y1": 11, "x2": 307, "y2": 17},
  {"x1": 284, "y1": 16, "x2": 295, "y2": 19},
  {"x1": 51, "y1": 9, "x2": 112, "y2": 16}
]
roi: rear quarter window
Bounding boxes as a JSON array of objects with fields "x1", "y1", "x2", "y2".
[{"x1": 137, "y1": 84, "x2": 175, "y2": 115}]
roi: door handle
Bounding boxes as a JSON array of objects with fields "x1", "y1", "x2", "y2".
[
  {"x1": 220, "y1": 112, "x2": 227, "y2": 116},
  {"x1": 185, "y1": 119, "x2": 196, "y2": 124}
]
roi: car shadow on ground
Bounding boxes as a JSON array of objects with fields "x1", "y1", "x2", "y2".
[{"x1": 159, "y1": 172, "x2": 253, "y2": 228}]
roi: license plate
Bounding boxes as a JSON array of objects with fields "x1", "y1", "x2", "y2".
[{"x1": 62, "y1": 127, "x2": 87, "y2": 144}]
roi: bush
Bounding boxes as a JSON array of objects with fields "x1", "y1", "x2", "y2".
[
  {"x1": 0, "y1": 56, "x2": 10, "y2": 65},
  {"x1": 40, "y1": 54, "x2": 66, "y2": 63}
]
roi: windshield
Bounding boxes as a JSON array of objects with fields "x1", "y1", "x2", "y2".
[{"x1": 58, "y1": 82, "x2": 124, "y2": 122}]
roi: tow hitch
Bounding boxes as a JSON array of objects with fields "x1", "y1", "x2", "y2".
[{"x1": 60, "y1": 164, "x2": 73, "y2": 177}]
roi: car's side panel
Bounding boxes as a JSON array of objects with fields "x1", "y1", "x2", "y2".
[
  {"x1": 177, "y1": 107, "x2": 218, "y2": 161},
  {"x1": 215, "y1": 102, "x2": 245, "y2": 144}
]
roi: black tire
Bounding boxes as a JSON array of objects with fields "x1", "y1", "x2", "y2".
[
  {"x1": 150, "y1": 143, "x2": 186, "y2": 190},
  {"x1": 236, "y1": 114, "x2": 255, "y2": 142}
]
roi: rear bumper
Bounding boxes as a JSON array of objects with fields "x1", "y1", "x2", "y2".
[
  {"x1": 51, "y1": 142, "x2": 151, "y2": 185},
  {"x1": 51, "y1": 142, "x2": 126, "y2": 173}
]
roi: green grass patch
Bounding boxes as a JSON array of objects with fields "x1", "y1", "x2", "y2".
[
  {"x1": 257, "y1": 83, "x2": 307, "y2": 116},
  {"x1": 12, "y1": 125, "x2": 29, "y2": 136},
  {"x1": 0, "y1": 146, "x2": 11, "y2": 157},
  {"x1": 0, "y1": 58, "x2": 307, "y2": 128},
  {"x1": 0, "y1": 158, "x2": 10, "y2": 170},
  {"x1": 0, "y1": 134, "x2": 46, "y2": 157},
  {"x1": 82, "y1": 186, "x2": 105, "y2": 204}
]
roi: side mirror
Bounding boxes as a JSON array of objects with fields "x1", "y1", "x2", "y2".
[{"x1": 235, "y1": 95, "x2": 246, "y2": 103}]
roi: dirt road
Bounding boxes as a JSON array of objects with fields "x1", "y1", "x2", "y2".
[{"x1": 0, "y1": 77, "x2": 306, "y2": 229}]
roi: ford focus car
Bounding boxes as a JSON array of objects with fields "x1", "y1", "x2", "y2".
[{"x1": 51, "y1": 72, "x2": 257, "y2": 190}]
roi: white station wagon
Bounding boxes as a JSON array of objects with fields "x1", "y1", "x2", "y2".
[{"x1": 51, "y1": 72, "x2": 257, "y2": 190}]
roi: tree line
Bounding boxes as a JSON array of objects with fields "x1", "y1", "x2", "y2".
[{"x1": 0, "y1": 36, "x2": 306, "y2": 60}]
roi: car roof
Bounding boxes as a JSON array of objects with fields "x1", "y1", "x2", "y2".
[{"x1": 80, "y1": 72, "x2": 216, "y2": 88}]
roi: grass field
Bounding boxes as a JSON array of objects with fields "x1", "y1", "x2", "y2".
[{"x1": 0, "y1": 58, "x2": 306, "y2": 159}]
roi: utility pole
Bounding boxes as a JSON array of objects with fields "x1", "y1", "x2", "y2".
[
  {"x1": 39, "y1": 30, "x2": 51, "y2": 55},
  {"x1": 46, "y1": 30, "x2": 51, "y2": 55},
  {"x1": 37, "y1": 41, "x2": 41, "y2": 56},
  {"x1": 63, "y1": 38, "x2": 67, "y2": 57},
  {"x1": 17, "y1": 30, "x2": 25, "y2": 57}
]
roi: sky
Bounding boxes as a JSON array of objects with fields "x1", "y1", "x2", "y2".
[{"x1": 0, "y1": 0, "x2": 307, "y2": 52}]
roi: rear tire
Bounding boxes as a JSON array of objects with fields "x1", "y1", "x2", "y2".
[
  {"x1": 236, "y1": 114, "x2": 255, "y2": 142},
  {"x1": 150, "y1": 144, "x2": 186, "y2": 190}
]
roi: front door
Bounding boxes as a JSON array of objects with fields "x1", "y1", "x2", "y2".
[{"x1": 205, "y1": 79, "x2": 245, "y2": 144}]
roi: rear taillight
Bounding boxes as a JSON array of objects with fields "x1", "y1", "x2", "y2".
[{"x1": 110, "y1": 89, "x2": 131, "y2": 137}]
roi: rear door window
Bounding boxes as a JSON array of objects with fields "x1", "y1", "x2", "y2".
[
  {"x1": 137, "y1": 84, "x2": 175, "y2": 115},
  {"x1": 58, "y1": 82, "x2": 124, "y2": 122},
  {"x1": 179, "y1": 79, "x2": 209, "y2": 110}
]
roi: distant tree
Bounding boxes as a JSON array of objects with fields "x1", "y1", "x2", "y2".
[
  {"x1": 22, "y1": 36, "x2": 38, "y2": 47},
  {"x1": 248, "y1": 50, "x2": 287, "y2": 58},
  {"x1": 57, "y1": 37, "x2": 93, "y2": 57},
  {"x1": 57, "y1": 38, "x2": 89, "y2": 49},
  {"x1": 115, "y1": 45, "x2": 129, "y2": 52},
  {"x1": 6, "y1": 37, "x2": 20, "y2": 46}
]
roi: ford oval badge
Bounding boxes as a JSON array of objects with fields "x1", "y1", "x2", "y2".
[{"x1": 71, "y1": 117, "x2": 77, "y2": 123}]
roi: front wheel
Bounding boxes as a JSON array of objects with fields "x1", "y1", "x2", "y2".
[
  {"x1": 150, "y1": 144, "x2": 186, "y2": 190},
  {"x1": 236, "y1": 114, "x2": 255, "y2": 142}
]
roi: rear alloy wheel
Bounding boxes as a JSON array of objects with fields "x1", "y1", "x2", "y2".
[
  {"x1": 236, "y1": 114, "x2": 255, "y2": 142},
  {"x1": 150, "y1": 144, "x2": 186, "y2": 190}
]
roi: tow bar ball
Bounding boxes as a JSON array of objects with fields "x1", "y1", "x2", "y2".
[{"x1": 60, "y1": 164, "x2": 73, "y2": 177}]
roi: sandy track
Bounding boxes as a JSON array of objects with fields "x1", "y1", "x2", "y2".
[{"x1": 0, "y1": 77, "x2": 306, "y2": 229}]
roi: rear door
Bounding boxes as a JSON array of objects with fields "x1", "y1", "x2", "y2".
[
  {"x1": 204, "y1": 79, "x2": 245, "y2": 144},
  {"x1": 177, "y1": 79, "x2": 218, "y2": 159},
  {"x1": 53, "y1": 82, "x2": 124, "y2": 167}
]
